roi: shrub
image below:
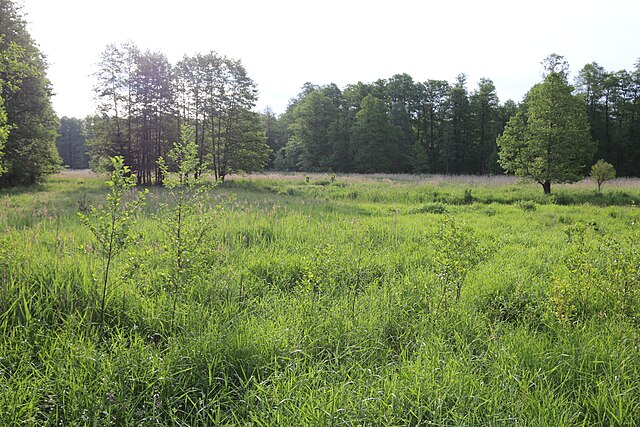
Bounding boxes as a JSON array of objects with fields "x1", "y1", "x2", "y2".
[
  {"x1": 432, "y1": 216, "x2": 488, "y2": 307},
  {"x1": 78, "y1": 156, "x2": 147, "y2": 328},
  {"x1": 156, "y1": 130, "x2": 221, "y2": 329},
  {"x1": 463, "y1": 189, "x2": 474, "y2": 204}
]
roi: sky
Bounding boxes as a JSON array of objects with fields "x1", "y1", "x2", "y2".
[{"x1": 20, "y1": 0, "x2": 640, "y2": 119}]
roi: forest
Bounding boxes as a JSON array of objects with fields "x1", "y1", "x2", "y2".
[{"x1": 55, "y1": 57, "x2": 640, "y2": 182}]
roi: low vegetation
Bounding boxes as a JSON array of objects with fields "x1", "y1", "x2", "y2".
[{"x1": 1, "y1": 172, "x2": 640, "y2": 425}]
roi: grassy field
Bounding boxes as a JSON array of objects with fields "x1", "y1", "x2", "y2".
[{"x1": 1, "y1": 172, "x2": 639, "y2": 426}]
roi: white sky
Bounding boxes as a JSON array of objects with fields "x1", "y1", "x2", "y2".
[{"x1": 20, "y1": 0, "x2": 640, "y2": 118}]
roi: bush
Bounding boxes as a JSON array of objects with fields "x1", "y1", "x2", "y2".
[{"x1": 432, "y1": 216, "x2": 488, "y2": 306}]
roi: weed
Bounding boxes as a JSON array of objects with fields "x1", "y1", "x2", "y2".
[
  {"x1": 552, "y1": 222, "x2": 640, "y2": 323},
  {"x1": 463, "y1": 188, "x2": 474, "y2": 204},
  {"x1": 515, "y1": 199, "x2": 537, "y2": 212}
]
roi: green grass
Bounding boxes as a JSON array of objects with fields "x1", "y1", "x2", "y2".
[{"x1": 1, "y1": 173, "x2": 639, "y2": 425}]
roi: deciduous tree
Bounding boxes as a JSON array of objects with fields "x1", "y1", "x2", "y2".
[{"x1": 498, "y1": 55, "x2": 595, "y2": 194}]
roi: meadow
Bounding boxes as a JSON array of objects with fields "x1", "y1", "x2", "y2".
[{"x1": 1, "y1": 171, "x2": 639, "y2": 426}]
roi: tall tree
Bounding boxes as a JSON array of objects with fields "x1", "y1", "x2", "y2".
[
  {"x1": 352, "y1": 94, "x2": 393, "y2": 172},
  {"x1": 174, "y1": 52, "x2": 268, "y2": 180},
  {"x1": 444, "y1": 74, "x2": 471, "y2": 174},
  {"x1": 92, "y1": 42, "x2": 139, "y2": 170},
  {"x1": 469, "y1": 78, "x2": 500, "y2": 174},
  {"x1": 576, "y1": 59, "x2": 640, "y2": 177},
  {"x1": 0, "y1": 0, "x2": 60, "y2": 186},
  {"x1": 92, "y1": 44, "x2": 176, "y2": 184},
  {"x1": 0, "y1": 38, "x2": 15, "y2": 176},
  {"x1": 498, "y1": 55, "x2": 595, "y2": 193},
  {"x1": 386, "y1": 73, "x2": 415, "y2": 172},
  {"x1": 132, "y1": 50, "x2": 176, "y2": 185},
  {"x1": 417, "y1": 80, "x2": 450, "y2": 173},
  {"x1": 260, "y1": 107, "x2": 284, "y2": 169},
  {"x1": 287, "y1": 89, "x2": 339, "y2": 171}
]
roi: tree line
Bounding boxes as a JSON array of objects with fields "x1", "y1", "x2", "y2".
[
  {"x1": 575, "y1": 61, "x2": 640, "y2": 177},
  {"x1": 264, "y1": 59, "x2": 640, "y2": 177},
  {"x1": 265, "y1": 75, "x2": 515, "y2": 175},
  {"x1": 58, "y1": 55, "x2": 640, "y2": 182}
]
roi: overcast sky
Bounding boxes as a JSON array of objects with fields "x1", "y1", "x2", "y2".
[{"x1": 20, "y1": 0, "x2": 640, "y2": 118}]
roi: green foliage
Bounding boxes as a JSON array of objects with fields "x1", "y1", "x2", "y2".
[
  {"x1": 276, "y1": 75, "x2": 511, "y2": 176},
  {"x1": 515, "y1": 199, "x2": 537, "y2": 212},
  {"x1": 410, "y1": 202, "x2": 447, "y2": 214},
  {"x1": 590, "y1": 159, "x2": 616, "y2": 192},
  {"x1": 3, "y1": 174, "x2": 640, "y2": 425},
  {"x1": 575, "y1": 61, "x2": 640, "y2": 177},
  {"x1": 353, "y1": 94, "x2": 395, "y2": 173},
  {"x1": 498, "y1": 56, "x2": 595, "y2": 194},
  {"x1": 56, "y1": 117, "x2": 89, "y2": 169},
  {"x1": 78, "y1": 156, "x2": 147, "y2": 327},
  {"x1": 90, "y1": 47, "x2": 270, "y2": 184},
  {"x1": 0, "y1": 94, "x2": 6, "y2": 176},
  {"x1": 0, "y1": 1, "x2": 60, "y2": 186}
]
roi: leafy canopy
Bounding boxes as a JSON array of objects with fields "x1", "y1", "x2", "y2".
[{"x1": 497, "y1": 55, "x2": 595, "y2": 193}]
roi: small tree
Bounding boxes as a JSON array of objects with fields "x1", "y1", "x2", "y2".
[
  {"x1": 79, "y1": 156, "x2": 147, "y2": 328},
  {"x1": 432, "y1": 216, "x2": 485, "y2": 308},
  {"x1": 157, "y1": 126, "x2": 220, "y2": 329},
  {"x1": 590, "y1": 159, "x2": 616, "y2": 192}
]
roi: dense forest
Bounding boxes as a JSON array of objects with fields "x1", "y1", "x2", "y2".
[
  {"x1": 267, "y1": 75, "x2": 513, "y2": 175},
  {"x1": 64, "y1": 59, "x2": 640, "y2": 179},
  {"x1": 266, "y1": 59, "x2": 640, "y2": 176}
]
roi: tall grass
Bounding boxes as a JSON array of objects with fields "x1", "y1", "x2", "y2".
[{"x1": 1, "y1": 173, "x2": 639, "y2": 425}]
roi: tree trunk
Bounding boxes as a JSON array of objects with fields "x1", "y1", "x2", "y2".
[{"x1": 541, "y1": 180, "x2": 552, "y2": 194}]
